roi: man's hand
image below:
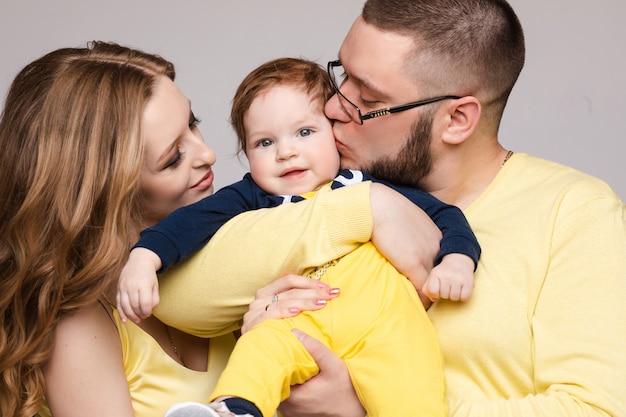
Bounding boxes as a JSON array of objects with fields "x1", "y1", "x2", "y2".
[{"x1": 279, "y1": 329, "x2": 366, "y2": 417}]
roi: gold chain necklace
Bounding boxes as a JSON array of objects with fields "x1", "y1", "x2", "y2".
[
  {"x1": 164, "y1": 323, "x2": 187, "y2": 367},
  {"x1": 502, "y1": 150, "x2": 514, "y2": 167}
]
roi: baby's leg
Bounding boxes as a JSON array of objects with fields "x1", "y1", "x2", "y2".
[
  {"x1": 323, "y1": 243, "x2": 447, "y2": 416},
  {"x1": 211, "y1": 316, "x2": 326, "y2": 417}
]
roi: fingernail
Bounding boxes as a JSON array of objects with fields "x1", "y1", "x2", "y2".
[
  {"x1": 291, "y1": 329, "x2": 306, "y2": 341},
  {"x1": 288, "y1": 307, "x2": 301, "y2": 314},
  {"x1": 329, "y1": 287, "x2": 340, "y2": 295},
  {"x1": 315, "y1": 299, "x2": 327, "y2": 306},
  {"x1": 318, "y1": 282, "x2": 330, "y2": 289}
]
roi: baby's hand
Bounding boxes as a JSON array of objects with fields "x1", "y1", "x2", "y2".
[
  {"x1": 421, "y1": 253, "x2": 475, "y2": 302},
  {"x1": 116, "y1": 247, "x2": 163, "y2": 323}
]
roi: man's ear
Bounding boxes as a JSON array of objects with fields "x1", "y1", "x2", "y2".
[{"x1": 441, "y1": 96, "x2": 481, "y2": 145}]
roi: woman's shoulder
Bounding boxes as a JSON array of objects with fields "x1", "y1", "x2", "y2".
[
  {"x1": 53, "y1": 301, "x2": 121, "y2": 353},
  {"x1": 43, "y1": 300, "x2": 137, "y2": 416}
]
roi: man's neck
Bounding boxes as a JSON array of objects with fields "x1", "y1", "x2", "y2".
[{"x1": 425, "y1": 145, "x2": 509, "y2": 210}]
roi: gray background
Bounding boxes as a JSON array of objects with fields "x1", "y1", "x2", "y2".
[{"x1": 1, "y1": 1, "x2": 624, "y2": 200}]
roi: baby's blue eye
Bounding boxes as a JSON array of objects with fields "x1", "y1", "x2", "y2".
[
  {"x1": 299, "y1": 128, "x2": 312, "y2": 137},
  {"x1": 259, "y1": 139, "x2": 273, "y2": 147}
]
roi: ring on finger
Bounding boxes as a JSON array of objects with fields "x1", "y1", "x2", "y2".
[{"x1": 272, "y1": 293, "x2": 279, "y2": 303}]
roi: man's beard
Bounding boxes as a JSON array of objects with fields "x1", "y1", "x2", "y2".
[{"x1": 364, "y1": 112, "x2": 433, "y2": 189}]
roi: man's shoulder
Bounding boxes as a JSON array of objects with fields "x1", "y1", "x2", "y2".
[{"x1": 510, "y1": 153, "x2": 622, "y2": 204}]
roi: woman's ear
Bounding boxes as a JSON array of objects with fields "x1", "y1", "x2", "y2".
[{"x1": 441, "y1": 96, "x2": 481, "y2": 145}]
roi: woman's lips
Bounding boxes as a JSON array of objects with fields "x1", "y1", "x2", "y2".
[{"x1": 192, "y1": 169, "x2": 214, "y2": 190}]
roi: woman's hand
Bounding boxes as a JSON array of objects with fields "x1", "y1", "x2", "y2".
[
  {"x1": 279, "y1": 330, "x2": 366, "y2": 417},
  {"x1": 241, "y1": 274, "x2": 339, "y2": 334}
]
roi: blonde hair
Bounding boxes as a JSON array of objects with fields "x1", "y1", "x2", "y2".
[{"x1": 0, "y1": 41, "x2": 175, "y2": 417}]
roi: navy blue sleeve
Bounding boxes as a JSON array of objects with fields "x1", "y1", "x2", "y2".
[
  {"x1": 134, "y1": 173, "x2": 286, "y2": 272},
  {"x1": 333, "y1": 169, "x2": 481, "y2": 268}
]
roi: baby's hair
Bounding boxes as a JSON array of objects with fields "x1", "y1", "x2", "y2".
[{"x1": 231, "y1": 57, "x2": 334, "y2": 154}]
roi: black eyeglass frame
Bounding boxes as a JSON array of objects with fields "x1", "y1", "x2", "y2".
[{"x1": 327, "y1": 60, "x2": 462, "y2": 124}]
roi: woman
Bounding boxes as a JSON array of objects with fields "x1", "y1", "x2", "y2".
[
  {"x1": 0, "y1": 42, "x2": 440, "y2": 417},
  {"x1": 0, "y1": 41, "x2": 229, "y2": 417}
]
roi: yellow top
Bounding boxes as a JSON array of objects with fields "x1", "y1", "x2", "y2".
[{"x1": 39, "y1": 308, "x2": 235, "y2": 417}]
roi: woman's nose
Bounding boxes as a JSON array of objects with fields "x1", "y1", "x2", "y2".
[{"x1": 193, "y1": 137, "x2": 217, "y2": 167}]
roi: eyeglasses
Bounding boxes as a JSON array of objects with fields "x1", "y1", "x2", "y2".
[{"x1": 327, "y1": 60, "x2": 461, "y2": 125}]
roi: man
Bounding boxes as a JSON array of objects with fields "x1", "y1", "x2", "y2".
[{"x1": 280, "y1": 0, "x2": 626, "y2": 416}]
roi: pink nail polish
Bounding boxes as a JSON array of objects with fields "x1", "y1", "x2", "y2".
[
  {"x1": 329, "y1": 287, "x2": 340, "y2": 295},
  {"x1": 288, "y1": 307, "x2": 301, "y2": 314},
  {"x1": 315, "y1": 299, "x2": 327, "y2": 306}
]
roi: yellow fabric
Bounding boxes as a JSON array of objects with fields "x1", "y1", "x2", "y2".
[
  {"x1": 213, "y1": 242, "x2": 446, "y2": 417},
  {"x1": 116, "y1": 310, "x2": 235, "y2": 416},
  {"x1": 428, "y1": 153, "x2": 626, "y2": 416},
  {"x1": 155, "y1": 182, "x2": 373, "y2": 337},
  {"x1": 38, "y1": 310, "x2": 235, "y2": 417}
]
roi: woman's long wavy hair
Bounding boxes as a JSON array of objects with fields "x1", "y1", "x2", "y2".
[{"x1": 0, "y1": 41, "x2": 175, "y2": 417}]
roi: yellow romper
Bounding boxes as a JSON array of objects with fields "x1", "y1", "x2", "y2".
[{"x1": 212, "y1": 242, "x2": 446, "y2": 417}]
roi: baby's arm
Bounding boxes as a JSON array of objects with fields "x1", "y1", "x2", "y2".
[
  {"x1": 136, "y1": 174, "x2": 285, "y2": 272},
  {"x1": 422, "y1": 253, "x2": 475, "y2": 302},
  {"x1": 117, "y1": 175, "x2": 284, "y2": 322},
  {"x1": 394, "y1": 193, "x2": 479, "y2": 304},
  {"x1": 155, "y1": 181, "x2": 442, "y2": 337},
  {"x1": 357, "y1": 171, "x2": 481, "y2": 303},
  {"x1": 416, "y1": 199, "x2": 479, "y2": 302},
  {"x1": 117, "y1": 248, "x2": 162, "y2": 323}
]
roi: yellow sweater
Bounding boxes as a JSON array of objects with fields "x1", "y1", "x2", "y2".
[{"x1": 429, "y1": 153, "x2": 626, "y2": 416}]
